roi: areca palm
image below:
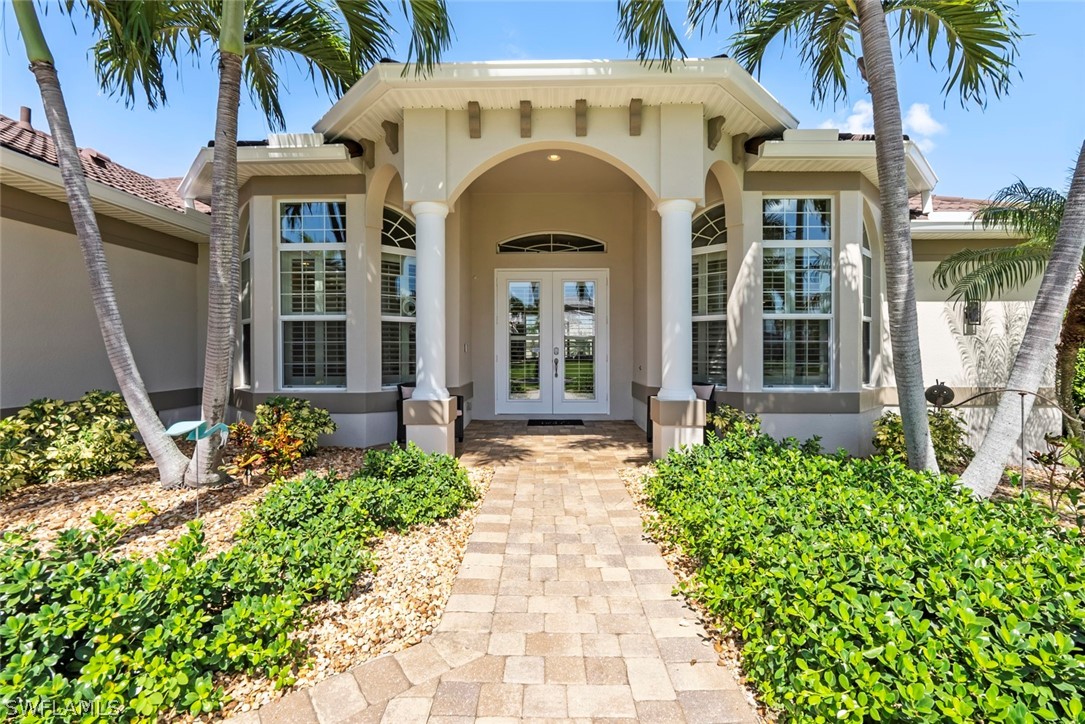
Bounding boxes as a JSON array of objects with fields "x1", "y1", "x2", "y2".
[
  {"x1": 932, "y1": 180, "x2": 1084, "y2": 438},
  {"x1": 12, "y1": 0, "x2": 192, "y2": 485},
  {"x1": 618, "y1": 0, "x2": 1022, "y2": 474}
]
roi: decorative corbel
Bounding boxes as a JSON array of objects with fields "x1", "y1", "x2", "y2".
[
  {"x1": 468, "y1": 101, "x2": 481, "y2": 139},
  {"x1": 707, "y1": 116, "x2": 726, "y2": 151},
  {"x1": 575, "y1": 99, "x2": 588, "y2": 137},
  {"x1": 360, "y1": 138, "x2": 375, "y2": 169},
  {"x1": 629, "y1": 98, "x2": 643, "y2": 136},
  {"x1": 520, "y1": 101, "x2": 532, "y2": 138},
  {"x1": 381, "y1": 121, "x2": 399, "y2": 154},
  {"x1": 732, "y1": 133, "x2": 749, "y2": 165}
]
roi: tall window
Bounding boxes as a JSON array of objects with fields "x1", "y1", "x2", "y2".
[
  {"x1": 279, "y1": 201, "x2": 347, "y2": 387},
  {"x1": 381, "y1": 207, "x2": 416, "y2": 386},
  {"x1": 861, "y1": 225, "x2": 873, "y2": 385},
  {"x1": 240, "y1": 223, "x2": 252, "y2": 387},
  {"x1": 691, "y1": 204, "x2": 727, "y2": 385},
  {"x1": 762, "y1": 198, "x2": 832, "y2": 387}
]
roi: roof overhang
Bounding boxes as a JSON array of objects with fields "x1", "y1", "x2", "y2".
[
  {"x1": 0, "y1": 147, "x2": 209, "y2": 243},
  {"x1": 314, "y1": 58, "x2": 799, "y2": 144},
  {"x1": 746, "y1": 129, "x2": 939, "y2": 194},
  {"x1": 179, "y1": 142, "x2": 365, "y2": 206},
  {"x1": 910, "y1": 218, "x2": 1026, "y2": 241}
]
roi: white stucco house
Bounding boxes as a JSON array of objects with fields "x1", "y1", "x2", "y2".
[{"x1": 0, "y1": 58, "x2": 1058, "y2": 458}]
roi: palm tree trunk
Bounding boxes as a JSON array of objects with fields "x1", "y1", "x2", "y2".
[
  {"x1": 959, "y1": 141, "x2": 1085, "y2": 497},
  {"x1": 1055, "y1": 270, "x2": 1085, "y2": 439},
  {"x1": 13, "y1": 0, "x2": 189, "y2": 487},
  {"x1": 856, "y1": 0, "x2": 938, "y2": 473},
  {"x1": 186, "y1": 24, "x2": 244, "y2": 486}
]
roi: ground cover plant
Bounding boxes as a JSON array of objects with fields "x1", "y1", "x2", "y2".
[
  {"x1": 647, "y1": 413, "x2": 1085, "y2": 722},
  {"x1": 0, "y1": 443, "x2": 474, "y2": 722},
  {"x1": 0, "y1": 391, "x2": 144, "y2": 495}
]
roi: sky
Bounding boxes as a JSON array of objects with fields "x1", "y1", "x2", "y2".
[{"x1": 1, "y1": 0, "x2": 1082, "y2": 198}]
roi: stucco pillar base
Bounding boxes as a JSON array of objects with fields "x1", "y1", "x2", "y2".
[
  {"x1": 403, "y1": 398, "x2": 456, "y2": 455},
  {"x1": 650, "y1": 397, "x2": 706, "y2": 459}
]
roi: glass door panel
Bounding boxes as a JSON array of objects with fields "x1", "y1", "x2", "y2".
[
  {"x1": 508, "y1": 281, "x2": 542, "y2": 400},
  {"x1": 562, "y1": 281, "x2": 596, "y2": 401}
]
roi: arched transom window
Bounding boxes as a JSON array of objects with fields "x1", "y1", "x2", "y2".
[
  {"x1": 498, "y1": 233, "x2": 605, "y2": 253},
  {"x1": 381, "y1": 207, "x2": 416, "y2": 386},
  {"x1": 691, "y1": 204, "x2": 727, "y2": 385}
]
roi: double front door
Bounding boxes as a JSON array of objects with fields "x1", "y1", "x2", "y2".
[{"x1": 495, "y1": 270, "x2": 609, "y2": 415}]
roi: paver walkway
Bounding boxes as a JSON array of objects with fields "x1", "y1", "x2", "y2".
[{"x1": 233, "y1": 422, "x2": 758, "y2": 723}]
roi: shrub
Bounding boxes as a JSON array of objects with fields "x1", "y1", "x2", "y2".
[
  {"x1": 872, "y1": 408, "x2": 974, "y2": 473},
  {"x1": 647, "y1": 425, "x2": 1085, "y2": 722},
  {"x1": 1075, "y1": 347, "x2": 1085, "y2": 412},
  {"x1": 0, "y1": 445, "x2": 474, "y2": 721},
  {"x1": 356, "y1": 443, "x2": 477, "y2": 531},
  {"x1": 0, "y1": 391, "x2": 144, "y2": 494},
  {"x1": 252, "y1": 397, "x2": 335, "y2": 456}
]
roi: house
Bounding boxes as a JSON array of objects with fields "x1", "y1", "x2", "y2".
[{"x1": 1, "y1": 58, "x2": 1059, "y2": 458}]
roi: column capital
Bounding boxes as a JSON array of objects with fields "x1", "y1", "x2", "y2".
[
  {"x1": 656, "y1": 198, "x2": 697, "y2": 217},
  {"x1": 411, "y1": 200, "x2": 449, "y2": 218}
]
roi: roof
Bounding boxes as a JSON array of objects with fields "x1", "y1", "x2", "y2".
[
  {"x1": 0, "y1": 114, "x2": 201, "y2": 214},
  {"x1": 315, "y1": 58, "x2": 799, "y2": 145},
  {"x1": 909, "y1": 194, "x2": 986, "y2": 219}
]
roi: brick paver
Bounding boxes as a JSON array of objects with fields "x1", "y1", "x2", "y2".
[{"x1": 230, "y1": 421, "x2": 758, "y2": 723}]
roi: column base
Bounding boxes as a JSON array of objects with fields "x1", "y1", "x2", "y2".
[
  {"x1": 650, "y1": 397, "x2": 706, "y2": 460},
  {"x1": 403, "y1": 398, "x2": 457, "y2": 455}
]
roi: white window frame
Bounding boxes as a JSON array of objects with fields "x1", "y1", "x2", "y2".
[
  {"x1": 691, "y1": 204, "x2": 727, "y2": 387},
  {"x1": 239, "y1": 221, "x2": 252, "y2": 389},
  {"x1": 761, "y1": 195, "x2": 835, "y2": 390},
  {"x1": 861, "y1": 224, "x2": 874, "y2": 387},
  {"x1": 276, "y1": 198, "x2": 348, "y2": 390},
  {"x1": 380, "y1": 206, "x2": 417, "y2": 389}
]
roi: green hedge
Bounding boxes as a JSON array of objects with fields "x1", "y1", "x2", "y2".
[
  {"x1": 0, "y1": 444, "x2": 474, "y2": 722},
  {"x1": 0, "y1": 391, "x2": 144, "y2": 494},
  {"x1": 648, "y1": 426, "x2": 1085, "y2": 722}
]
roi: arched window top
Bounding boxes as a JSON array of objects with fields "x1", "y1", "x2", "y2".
[
  {"x1": 497, "y1": 233, "x2": 605, "y2": 254},
  {"x1": 862, "y1": 225, "x2": 871, "y2": 251},
  {"x1": 383, "y1": 207, "x2": 416, "y2": 250},
  {"x1": 693, "y1": 204, "x2": 727, "y2": 248}
]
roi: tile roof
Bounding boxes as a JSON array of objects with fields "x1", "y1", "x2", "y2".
[
  {"x1": 909, "y1": 194, "x2": 987, "y2": 219},
  {"x1": 0, "y1": 113, "x2": 205, "y2": 215}
]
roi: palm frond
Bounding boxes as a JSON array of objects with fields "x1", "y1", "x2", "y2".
[
  {"x1": 887, "y1": 0, "x2": 1021, "y2": 107},
  {"x1": 242, "y1": 45, "x2": 287, "y2": 130},
  {"x1": 975, "y1": 180, "x2": 1066, "y2": 244},
  {"x1": 85, "y1": 0, "x2": 184, "y2": 109},
  {"x1": 616, "y1": 0, "x2": 687, "y2": 70},
  {"x1": 333, "y1": 0, "x2": 396, "y2": 71},
  {"x1": 398, "y1": 0, "x2": 453, "y2": 77},
  {"x1": 932, "y1": 240, "x2": 1051, "y2": 301}
]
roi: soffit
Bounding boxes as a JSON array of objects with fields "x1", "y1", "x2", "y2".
[
  {"x1": 747, "y1": 139, "x2": 938, "y2": 194},
  {"x1": 315, "y1": 59, "x2": 799, "y2": 144},
  {"x1": 469, "y1": 150, "x2": 637, "y2": 194},
  {"x1": 0, "y1": 151, "x2": 209, "y2": 243}
]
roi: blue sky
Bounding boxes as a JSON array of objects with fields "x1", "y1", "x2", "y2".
[{"x1": 2, "y1": 1, "x2": 1082, "y2": 198}]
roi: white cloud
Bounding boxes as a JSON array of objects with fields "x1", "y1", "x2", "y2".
[
  {"x1": 903, "y1": 103, "x2": 946, "y2": 137},
  {"x1": 818, "y1": 100, "x2": 946, "y2": 153}
]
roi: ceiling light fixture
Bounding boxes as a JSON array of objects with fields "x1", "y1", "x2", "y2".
[{"x1": 546, "y1": 153, "x2": 561, "y2": 162}]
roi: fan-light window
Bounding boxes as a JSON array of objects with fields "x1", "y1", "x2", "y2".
[
  {"x1": 691, "y1": 205, "x2": 727, "y2": 386},
  {"x1": 381, "y1": 208, "x2": 417, "y2": 387},
  {"x1": 498, "y1": 234, "x2": 605, "y2": 253}
]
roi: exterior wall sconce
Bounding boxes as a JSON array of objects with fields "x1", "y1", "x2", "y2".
[{"x1": 963, "y1": 300, "x2": 982, "y2": 335}]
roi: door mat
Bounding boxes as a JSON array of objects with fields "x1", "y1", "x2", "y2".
[{"x1": 527, "y1": 419, "x2": 585, "y2": 426}]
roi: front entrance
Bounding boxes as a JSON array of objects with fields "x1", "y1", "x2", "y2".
[{"x1": 495, "y1": 269, "x2": 609, "y2": 415}]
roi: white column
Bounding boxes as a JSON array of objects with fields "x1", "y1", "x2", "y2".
[
  {"x1": 657, "y1": 198, "x2": 696, "y2": 401},
  {"x1": 411, "y1": 200, "x2": 450, "y2": 401}
]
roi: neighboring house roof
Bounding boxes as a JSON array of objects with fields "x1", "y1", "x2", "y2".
[
  {"x1": 909, "y1": 194, "x2": 986, "y2": 219},
  {"x1": 0, "y1": 114, "x2": 203, "y2": 215}
]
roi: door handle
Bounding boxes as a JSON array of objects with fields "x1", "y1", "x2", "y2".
[{"x1": 553, "y1": 356, "x2": 558, "y2": 378}]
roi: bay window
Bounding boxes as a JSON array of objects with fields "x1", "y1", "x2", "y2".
[
  {"x1": 762, "y1": 198, "x2": 833, "y2": 387},
  {"x1": 279, "y1": 201, "x2": 347, "y2": 387}
]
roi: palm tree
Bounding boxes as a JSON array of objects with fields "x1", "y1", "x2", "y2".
[
  {"x1": 618, "y1": 0, "x2": 1022, "y2": 473},
  {"x1": 933, "y1": 180, "x2": 1084, "y2": 438},
  {"x1": 89, "y1": 0, "x2": 452, "y2": 485},
  {"x1": 12, "y1": 0, "x2": 192, "y2": 486},
  {"x1": 957, "y1": 144, "x2": 1085, "y2": 497}
]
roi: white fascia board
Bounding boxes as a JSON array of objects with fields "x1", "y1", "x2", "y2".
[
  {"x1": 1, "y1": 147, "x2": 210, "y2": 238},
  {"x1": 178, "y1": 144, "x2": 363, "y2": 202},
  {"x1": 315, "y1": 58, "x2": 798, "y2": 138},
  {"x1": 178, "y1": 146, "x2": 213, "y2": 208},
  {"x1": 750, "y1": 137, "x2": 939, "y2": 193},
  {"x1": 910, "y1": 219, "x2": 1023, "y2": 239},
  {"x1": 904, "y1": 141, "x2": 938, "y2": 192}
]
